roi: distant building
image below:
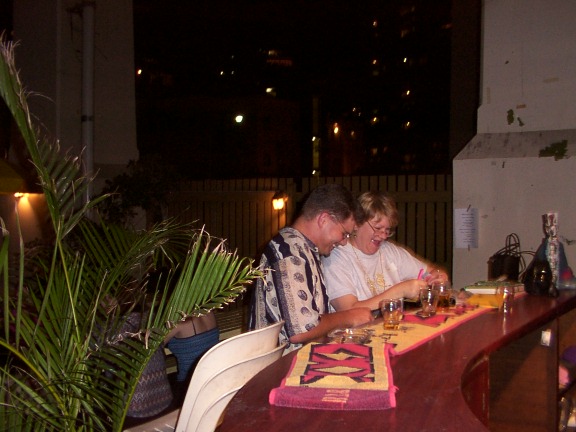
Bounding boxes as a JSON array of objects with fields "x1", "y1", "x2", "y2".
[
  {"x1": 134, "y1": 0, "x2": 452, "y2": 178},
  {"x1": 321, "y1": 0, "x2": 452, "y2": 175},
  {"x1": 137, "y1": 93, "x2": 303, "y2": 179}
]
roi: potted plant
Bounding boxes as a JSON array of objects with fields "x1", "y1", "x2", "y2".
[{"x1": 0, "y1": 38, "x2": 261, "y2": 431}]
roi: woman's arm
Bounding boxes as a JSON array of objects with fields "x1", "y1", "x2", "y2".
[{"x1": 330, "y1": 278, "x2": 429, "y2": 311}]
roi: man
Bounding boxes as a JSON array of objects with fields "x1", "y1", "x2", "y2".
[{"x1": 249, "y1": 184, "x2": 374, "y2": 352}]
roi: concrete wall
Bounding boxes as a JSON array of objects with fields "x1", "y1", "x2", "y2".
[
  {"x1": 452, "y1": 0, "x2": 576, "y2": 289},
  {"x1": 3, "y1": 0, "x2": 139, "y2": 244},
  {"x1": 478, "y1": 0, "x2": 576, "y2": 133},
  {"x1": 12, "y1": 0, "x2": 137, "y2": 192}
]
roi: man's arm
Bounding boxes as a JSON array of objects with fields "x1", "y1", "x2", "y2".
[{"x1": 289, "y1": 307, "x2": 374, "y2": 345}]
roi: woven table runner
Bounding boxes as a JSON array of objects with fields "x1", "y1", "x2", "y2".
[
  {"x1": 269, "y1": 337, "x2": 396, "y2": 410},
  {"x1": 365, "y1": 305, "x2": 492, "y2": 355}
]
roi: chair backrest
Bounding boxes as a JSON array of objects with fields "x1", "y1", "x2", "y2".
[
  {"x1": 194, "y1": 389, "x2": 236, "y2": 432},
  {"x1": 181, "y1": 342, "x2": 286, "y2": 432},
  {"x1": 175, "y1": 320, "x2": 284, "y2": 432}
]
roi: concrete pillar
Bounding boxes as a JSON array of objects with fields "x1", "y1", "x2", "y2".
[{"x1": 452, "y1": 0, "x2": 576, "y2": 289}]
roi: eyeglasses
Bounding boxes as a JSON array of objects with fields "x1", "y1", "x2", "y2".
[
  {"x1": 330, "y1": 215, "x2": 352, "y2": 241},
  {"x1": 366, "y1": 220, "x2": 395, "y2": 237}
]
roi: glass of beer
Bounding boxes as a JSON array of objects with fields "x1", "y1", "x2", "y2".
[
  {"x1": 495, "y1": 285, "x2": 515, "y2": 313},
  {"x1": 380, "y1": 298, "x2": 403, "y2": 330},
  {"x1": 433, "y1": 281, "x2": 452, "y2": 312}
]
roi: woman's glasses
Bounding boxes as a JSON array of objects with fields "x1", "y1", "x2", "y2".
[{"x1": 366, "y1": 221, "x2": 395, "y2": 237}]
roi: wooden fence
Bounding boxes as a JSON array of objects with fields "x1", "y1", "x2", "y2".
[{"x1": 165, "y1": 175, "x2": 453, "y2": 273}]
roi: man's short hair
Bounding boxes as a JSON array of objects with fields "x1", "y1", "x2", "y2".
[{"x1": 300, "y1": 184, "x2": 358, "y2": 222}]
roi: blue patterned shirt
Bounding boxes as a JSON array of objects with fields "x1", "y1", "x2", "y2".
[{"x1": 249, "y1": 227, "x2": 328, "y2": 352}]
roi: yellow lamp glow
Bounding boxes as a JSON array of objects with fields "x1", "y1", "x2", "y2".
[{"x1": 272, "y1": 191, "x2": 287, "y2": 211}]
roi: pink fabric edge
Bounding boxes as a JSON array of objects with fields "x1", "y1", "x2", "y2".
[
  {"x1": 384, "y1": 343, "x2": 397, "y2": 407},
  {"x1": 390, "y1": 307, "x2": 492, "y2": 356}
]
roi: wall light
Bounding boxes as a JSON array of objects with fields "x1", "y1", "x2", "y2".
[{"x1": 272, "y1": 191, "x2": 288, "y2": 211}]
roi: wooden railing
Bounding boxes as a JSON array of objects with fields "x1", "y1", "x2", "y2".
[
  {"x1": 166, "y1": 175, "x2": 452, "y2": 333},
  {"x1": 165, "y1": 175, "x2": 453, "y2": 272}
]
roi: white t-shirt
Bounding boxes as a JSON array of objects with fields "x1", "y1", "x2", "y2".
[{"x1": 322, "y1": 241, "x2": 427, "y2": 306}]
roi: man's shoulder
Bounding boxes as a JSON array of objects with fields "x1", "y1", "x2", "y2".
[
  {"x1": 260, "y1": 228, "x2": 301, "y2": 262},
  {"x1": 271, "y1": 227, "x2": 312, "y2": 250}
]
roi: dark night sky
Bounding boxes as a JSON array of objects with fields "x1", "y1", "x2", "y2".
[
  {"x1": 133, "y1": 0, "x2": 381, "y2": 99},
  {"x1": 132, "y1": 1, "x2": 453, "y2": 178}
]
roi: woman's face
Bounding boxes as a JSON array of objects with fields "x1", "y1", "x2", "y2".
[{"x1": 353, "y1": 214, "x2": 394, "y2": 255}]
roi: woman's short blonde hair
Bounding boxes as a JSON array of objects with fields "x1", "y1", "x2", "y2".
[{"x1": 357, "y1": 191, "x2": 398, "y2": 227}]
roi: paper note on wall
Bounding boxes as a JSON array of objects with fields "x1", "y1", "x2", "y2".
[{"x1": 454, "y1": 208, "x2": 478, "y2": 249}]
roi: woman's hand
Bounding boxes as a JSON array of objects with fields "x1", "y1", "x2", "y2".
[
  {"x1": 394, "y1": 279, "x2": 428, "y2": 300},
  {"x1": 425, "y1": 268, "x2": 450, "y2": 284}
]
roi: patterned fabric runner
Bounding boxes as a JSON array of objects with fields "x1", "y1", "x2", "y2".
[
  {"x1": 269, "y1": 337, "x2": 395, "y2": 410},
  {"x1": 366, "y1": 305, "x2": 492, "y2": 355}
]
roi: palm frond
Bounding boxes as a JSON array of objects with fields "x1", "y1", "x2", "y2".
[{"x1": 0, "y1": 35, "x2": 263, "y2": 432}]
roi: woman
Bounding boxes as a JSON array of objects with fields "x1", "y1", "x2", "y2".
[
  {"x1": 323, "y1": 191, "x2": 449, "y2": 312},
  {"x1": 165, "y1": 313, "x2": 219, "y2": 403}
]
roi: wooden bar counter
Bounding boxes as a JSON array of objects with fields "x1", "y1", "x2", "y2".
[{"x1": 220, "y1": 290, "x2": 576, "y2": 432}]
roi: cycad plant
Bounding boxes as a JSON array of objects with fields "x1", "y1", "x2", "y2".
[{"x1": 0, "y1": 38, "x2": 261, "y2": 431}]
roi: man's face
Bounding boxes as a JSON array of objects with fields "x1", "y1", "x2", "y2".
[{"x1": 318, "y1": 213, "x2": 355, "y2": 256}]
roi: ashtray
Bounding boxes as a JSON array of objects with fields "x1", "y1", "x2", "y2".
[
  {"x1": 328, "y1": 328, "x2": 373, "y2": 344},
  {"x1": 415, "y1": 310, "x2": 436, "y2": 318}
]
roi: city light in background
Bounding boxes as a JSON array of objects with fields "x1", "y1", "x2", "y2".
[{"x1": 133, "y1": 0, "x2": 452, "y2": 179}]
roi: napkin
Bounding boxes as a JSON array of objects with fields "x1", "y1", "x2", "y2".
[{"x1": 269, "y1": 340, "x2": 396, "y2": 410}]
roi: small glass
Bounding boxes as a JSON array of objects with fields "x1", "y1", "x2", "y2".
[
  {"x1": 419, "y1": 286, "x2": 440, "y2": 317},
  {"x1": 495, "y1": 285, "x2": 515, "y2": 313},
  {"x1": 380, "y1": 298, "x2": 403, "y2": 330}
]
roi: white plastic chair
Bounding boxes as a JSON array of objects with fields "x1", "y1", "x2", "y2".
[
  {"x1": 183, "y1": 342, "x2": 286, "y2": 432},
  {"x1": 124, "y1": 320, "x2": 285, "y2": 432},
  {"x1": 194, "y1": 389, "x2": 236, "y2": 432}
]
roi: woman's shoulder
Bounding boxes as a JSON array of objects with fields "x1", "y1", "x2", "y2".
[
  {"x1": 381, "y1": 241, "x2": 425, "y2": 265},
  {"x1": 323, "y1": 243, "x2": 353, "y2": 265},
  {"x1": 380, "y1": 240, "x2": 413, "y2": 258}
]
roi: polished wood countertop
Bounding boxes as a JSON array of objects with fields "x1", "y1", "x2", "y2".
[{"x1": 219, "y1": 291, "x2": 576, "y2": 432}]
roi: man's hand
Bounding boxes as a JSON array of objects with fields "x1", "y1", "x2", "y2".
[{"x1": 289, "y1": 307, "x2": 374, "y2": 345}]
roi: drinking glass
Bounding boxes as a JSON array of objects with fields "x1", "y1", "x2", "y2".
[
  {"x1": 380, "y1": 298, "x2": 403, "y2": 330},
  {"x1": 433, "y1": 281, "x2": 452, "y2": 312},
  {"x1": 495, "y1": 285, "x2": 515, "y2": 313},
  {"x1": 419, "y1": 286, "x2": 439, "y2": 317}
]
